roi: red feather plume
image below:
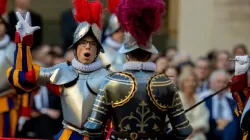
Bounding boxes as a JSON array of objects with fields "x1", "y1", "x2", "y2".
[
  {"x1": 0, "y1": 0, "x2": 7, "y2": 16},
  {"x1": 73, "y1": 0, "x2": 102, "y2": 28},
  {"x1": 108, "y1": 0, "x2": 120, "y2": 14},
  {"x1": 116, "y1": 0, "x2": 165, "y2": 48}
]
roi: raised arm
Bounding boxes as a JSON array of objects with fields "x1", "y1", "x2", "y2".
[
  {"x1": 6, "y1": 12, "x2": 56, "y2": 92},
  {"x1": 229, "y1": 56, "x2": 249, "y2": 116},
  {"x1": 229, "y1": 55, "x2": 249, "y2": 131},
  {"x1": 166, "y1": 84, "x2": 193, "y2": 139},
  {"x1": 6, "y1": 12, "x2": 40, "y2": 91}
]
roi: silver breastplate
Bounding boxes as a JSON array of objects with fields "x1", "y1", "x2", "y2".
[
  {"x1": 60, "y1": 68, "x2": 109, "y2": 129},
  {"x1": 61, "y1": 74, "x2": 96, "y2": 129}
]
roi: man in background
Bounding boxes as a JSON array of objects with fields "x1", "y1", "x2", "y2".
[
  {"x1": 195, "y1": 57, "x2": 211, "y2": 94},
  {"x1": 7, "y1": 0, "x2": 43, "y2": 49},
  {"x1": 200, "y1": 70, "x2": 241, "y2": 140},
  {"x1": 59, "y1": 0, "x2": 77, "y2": 53}
]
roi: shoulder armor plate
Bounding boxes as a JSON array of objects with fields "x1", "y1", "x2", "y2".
[
  {"x1": 87, "y1": 68, "x2": 110, "y2": 94},
  {"x1": 147, "y1": 74, "x2": 176, "y2": 111},
  {"x1": 104, "y1": 72, "x2": 137, "y2": 108},
  {"x1": 50, "y1": 62, "x2": 78, "y2": 85}
]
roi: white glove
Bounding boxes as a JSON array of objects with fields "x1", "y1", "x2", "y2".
[
  {"x1": 235, "y1": 55, "x2": 250, "y2": 75},
  {"x1": 15, "y1": 12, "x2": 40, "y2": 40}
]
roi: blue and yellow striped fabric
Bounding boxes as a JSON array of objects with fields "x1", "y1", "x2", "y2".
[
  {"x1": 0, "y1": 109, "x2": 18, "y2": 137},
  {"x1": 7, "y1": 43, "x2": 40, "y2": 92},
  {"x1": 54, "y1": 128, "x2": 89, "y2": 140},
  {"x1": 0, "y1": 91, "x2": 34, "y2": 137},
  {"x1": 0, "y1": 96, "x2": 14, "y2": 114}
]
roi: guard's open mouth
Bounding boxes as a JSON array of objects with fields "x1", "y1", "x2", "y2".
[{"x1": 84, "y1": 53, "x2": 90, "y2": 57}]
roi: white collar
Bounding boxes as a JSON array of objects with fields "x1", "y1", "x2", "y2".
[
  {"x1": 71, "y1": 57, "x2": 104, "y2": 72},
  {"x1": 123, "y1": 61, "x2": 156, "y2": 71}
]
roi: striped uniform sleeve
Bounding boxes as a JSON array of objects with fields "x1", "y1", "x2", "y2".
[
  {"x1": 229, "y1": 73, "x2": 249, "y2": 116},
  {"x1": 19, "y1": 93, "x2": 33, "y2": 118},
  {"x1": 7, "y1": 32, "x2": 40, "y2": 92},
  {"x1": 166, "y1": 85, "x2": 193, "y2": 139}
]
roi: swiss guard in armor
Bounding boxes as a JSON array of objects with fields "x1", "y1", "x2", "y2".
[
  {"x1": 84, "y1": 0, "x2": 193, "y2": 139},
  {"x1": 229, "y1": 55, "x2": 250, "y2": 139},
  {"x1": 0, "y1": 2, "x2": 36, "y2": 137},
  {"x1": 7, "y1": 0, "x2": 110, "y2": 139},
  {"x1": 99, "y1": 0, "x2": 126, "y2": 72}
]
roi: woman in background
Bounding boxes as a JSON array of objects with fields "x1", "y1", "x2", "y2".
[
  {"x1": 178, "y1": 70, "x2": 210, "y2": 140},
  {"x1": 165, "y1": 65, "x2": 178, "y2": 86}
]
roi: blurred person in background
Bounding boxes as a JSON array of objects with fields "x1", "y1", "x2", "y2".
[
  {"x1": 232, "y1": 44, "x2": 248, "y2": 56},
  {"x1": 0, "y1": 15, "x2": 18, "y2": 138},
  {"x1": 155, "y1": 56, "x2": 169, "y2": 73},
  {"x1": 50, "y1": 44, "x2": 64, "y2": 57},
  {"x1": 178, "y1": 70, "x2": 209, "y2": 140},
  {"x1": 149, "y1": 52, "x2": 161, "y2": 62},
  {"x1": 200, "y1": 70, "x2": 240, "y2": 140},
  {"x1": 60, "y1": 0, "x2": 78, "y2": 53},
  {"x1": 165, "y1": 46, "x2": 177, "y2": 62},
  {"x1": 64, "y1": 49, "x2": 74, "y2": 62},
  {"x1": 177, "y1": 61, "x2": 194, "y2": 75},
  {"x1": 49, "y1": 45, "x2": 66, "y2": 65},
  {"x1": 215, "y1": 50, "x2": 232, "y2": 71},
  {"x1": 207, "y1": 50, "x2": 217, "y2": 71},
  {"x1": 99, "y1": 0, "x2": 126, "y2": 72},
  {"x1": 19, "y1": 87, "x2": 62, "y2": 139},
  {"x1": 195, "y1": 57, "x2": 211, "y2": 94},
  {"x1": 32, "y1": 44, "x2": 53, "y2": 67},
  {"x1": 173, "y1": 51, "x2": 191, "y2": 66},
  {"x1": 7, "y1": 0, "x2": 43, "y2": 49},
  {"x1": 165, "y1": 65, "x2": 178, "y2": 85}
]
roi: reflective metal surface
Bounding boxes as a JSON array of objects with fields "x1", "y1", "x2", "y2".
[
  {"x1": 105, "y1": 14, "x2": 120, "y2": 36},
  {"x1": 119, "y1": 32, "x2": 158, "y2": 54},
  {"x1": 99, "y1": 43, "x2": 126, "y2": 72},
  {"x1": 38, "y1": 62, "x2": 78, "y2": 86},
  {"x1": 68, "y1": 22, "x2": 104, "y2": 53}
]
